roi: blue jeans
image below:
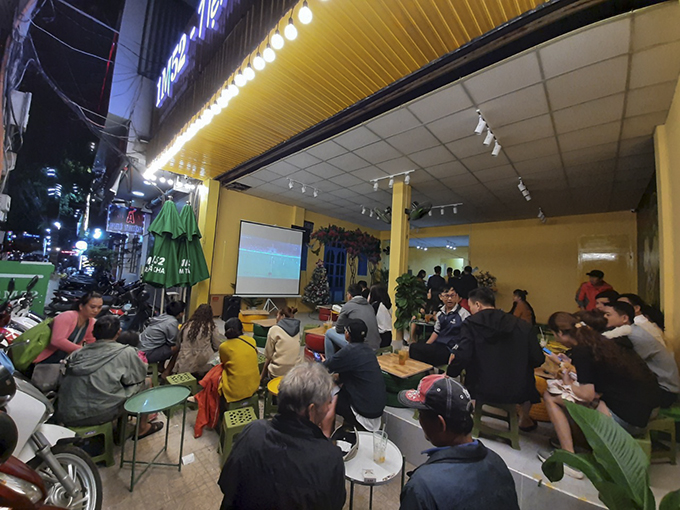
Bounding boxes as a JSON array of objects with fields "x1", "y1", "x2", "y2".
[{"x1": 324, "y1": 328, "x2": 348, "y2": 361}]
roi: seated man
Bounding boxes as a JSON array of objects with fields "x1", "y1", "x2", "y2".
[
  {"x1": 603, "y1": 301, "x2": 680, "y2": 407},
  {"x1": 57, "y1": 315, "x2": 162, "y2": 438},
  {"x1": 139, "y1": 300, "x2": 185, "y2": 379},
  {"x1": 398, "y1": 375, "x2": 519, "y2": 510},
  {"x1": 323, "y1": 319, "x2": 386, "y2": 432},
  {"x1": 324, "y1": 284, "x2": 380, "y2": 360},
  {"x1": 218, "y1": 363, "x2": 346, "y2": 510},
  {"x1": 447, "y1": 287, "x2": 543, "y2": 431},
  {"x1": 594, "y1": 289, "x2": 620, "y2": 312},
  {"x1": 410, "y1": 285, "x2": 469, "y2": 366}
]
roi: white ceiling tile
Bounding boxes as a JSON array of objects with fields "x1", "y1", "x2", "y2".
[
  {"x1": 473, "y1": 165, "x2": 517, "y2": 183},
  {"x1": 445, "y1": 135, "x2": 491, "y2": 159},
  {"x1": 617, "y1": 154, "x2": 654, "y2": 172},
  {"x1": 539, "y1": 18, "x2": 630, "y2": 78},
  {"x1": 558, "y1": 121, "x2": 621, "y2": 152},
  {"x1": 354, "y1": 141, "x2": 403, "y2": 164},
  {"x1": 621, "y1": 111, "x2": 668, "y2": 139},
  {"x1": 553, "y1": 94, "x2": 624, "y2": 134},
  {"x1": 427, "y1": 109, "x2": 479, "y2": 144},
  {"x1": 461, "y1": 151, "x2": 510, "y2": 172},
  {"x1": 289, "y1": 169, "x2": 324, "y2": 184},
  {"x1": 347, "y1": 182, "x2": 377, "y2": 196},
  {"x1": 625, "y1": 81, "x2": 677, "y2": 117},
  {"x1": 562, "y1": 142, "x2": 618, "y2": 166},
  {"x1": 237, "y1": 175, "x2": 265, "y2": 187},
  {"x1": 564, "y1": 159, "x2": 617, "y2": 177},
  {"x1": 376, "y1": 157, "x2": 417, "y2": 173},
  {"x1": 253, "y1": 169, "x2": 285, "y2": 183},
  {"x1": 306, "y1": 162, "x2": 344, "y2": 179},
  {"x1": 483, "y1": 176, "x2": 522, "y2": 193},
  {"x1": 514, "y1": 154, "x2": 563, "y2": 175},
  {"x1": 285, "y1": 152, "x2": 322, "y2": 169},
  {"x1": 407, "y1": 84, "x2": 473, "y2": 124},
  {"x1": 385, "y1": 127, "x2": 439, "y2": 154},
  {"x1": 546, "y1": 56, "x2": 628, "y2": 110},
  {"x1": 350, "y1": 167, "x2": 390, "y2": 183},
  {"x1": 315, "y1": 181, "x2": 341, "y2": 193},
  {"x1": 632, "y1": 2, "x2": 680, "y2": 51},
  {"x1": 424, "y1": 161, "x2": 469, "y2": 179},
  {"x1": 267, "y1": 160, "x2": 299, "y2": 175},
  {"x1": 327, "y1": 152, "x2": 370, "y2": 171},
  {"x1": 333, "y1": 126, "x2": 381, "y2": 151},
  {"x1": 493, "y1": 115, "x2": 554, "y2": 146},
  {"x1": 629, "y1": 41, "x2": 680, "y2": 89},
  {"x1": 523, "y1": 169, "x2": 568, "y2": 191},
  {"x1": 409, "y1": 146, "x2": 456, "y2": 167},
  {"x1": 568, "y1": 171, "x2": 615, "y2": 188},
  {"x1": 465, "y1": 52, "x2": 542, "y2": 103},
  {"x1": 306, "y1": 140, "x2": 347, "y2": 160},
  {"x1": 618, "y1": 137, "x2": 654, "y2": 157},
  {"x1": 479, "y1": 84, "x2": 549, "y2": 128},
  {"x1": 330, "y1": 188, "x2": 359, "y2": 200},
  {"x1": 365, "y1": 109, "x2": 422, "y2": 138},
  {"x1": 504, "y1": 137, "x2": 560, "y2": 162},
  {"x1": 440, "y1": 173, "x2": 481, "y2": 189},
  {"x1": 329, "y1": 173, "x2": 364, "y2": 188}
]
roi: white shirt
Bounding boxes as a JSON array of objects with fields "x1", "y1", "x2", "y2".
[
  {"x1": 634, "y1": 315, "x2": 667, "y2": 349},
  {"x1": 376, "y1": 302, "x2": 392, "y2": 333}
]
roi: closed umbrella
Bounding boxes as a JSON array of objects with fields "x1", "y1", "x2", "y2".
[
  {"x1": 142, "y1": 200, "x2": 185, "y2": 288},
  {"x1": 176, "y1": 204, "x2": 210, "y2": 287}
]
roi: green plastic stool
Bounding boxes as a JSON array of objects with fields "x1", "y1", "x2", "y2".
[
  {"x1": 637, "y1": 431, "x2": 652, "y2": 462},
  {"x1": 69, "y1": 421, "x2": 115, "y2": 467},
  {"x1": 165, "y1": 372, "x2": 198, "y2": 419},
  {"x1": 376, "y1": 346, "x2": 393, "y2": 356},
  {"x1": 257, "y1": 353, "x2": 266, "y2": 375},
  {"x1": 649, "y1": 416, "x2": 677, "y2": 465},
  {"x1": 219, "y1": 407, "x2": 258, "y2": 466},
  {"x1": 149, "y1": 363, "x2": 160, "y2": 387},
  {"x1": 472, "y1": 402, "x2": 521, "y2": 450},
  {"x1": 226, "y1": 393, "x2": 260, "y2": 419}
]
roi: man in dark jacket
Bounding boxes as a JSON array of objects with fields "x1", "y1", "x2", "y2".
[
  {"x1": 398, "y1": 375, "x2": 519, "y2": 510},
  {"x1": 456, "y1": 266, "x2": 478, "y2": 299},
  {"x1": 447, "y1": 287, "x2": 543, "y2": 430},
  {"x1": 219, "y1": 363, "x2": 346, "y2": 510},
  {"x1": 426, "y1": 266, "x2": 447, "y2": 295}
]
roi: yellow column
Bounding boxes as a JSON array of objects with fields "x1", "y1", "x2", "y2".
[
  {"x1": 189, "y1": 178, "x2": 221, "y2": 314},
  {"x1": 387, "y1": 181, "x2": 411, "y2": 339}
]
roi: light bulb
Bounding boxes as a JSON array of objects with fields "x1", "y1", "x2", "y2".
[
  {"x1": 388, "y1": 178, "x2": 394, "y2": 188},
  {"x1": 201, "y1": 109, "x2": 215, "y2": 125},
  {"x1": 369, "y1": 210, "x2": 374, "y2": 218},
  {"x1": 453, "y1": 246, "x2": 457, "y2": 250},
  {"x1": 301, "y1": 185, "x2": 306, "y2": 194},
  {"x1": 271, "y1": 29, "x2": 284, "y2": 49},
  {"x1": 159, "y1": 177, "x2": 166, "y2": 183},
  {"x1": 440, "y1": 208, "x2": 445, "y2": 216},
  {"x1": 210, "y1": 103, "x2": 222, "y2": 115},
  {"x1": 263, "y1": 45, "x2": 276, "y2": 62},
  {"x1": 298, "y1": 1, "x2": 312, "y2": 24},
  {"x1": 234, "y1": 72, "x2": 246, "y2": 87},
  {"x1": 373, "y1": 181, "x2": 379, "y2": 191},
  {"x1": 428, "y1": 210, "x2": 432, "y2": 216},
  {"x1": 228, "y1": 83, "x2": 239, "y2": 97},
  {"x1": 244, "y1": 64, "x2": 255, "y2": 81},
  {"x1": 284, "y1": 18, "x2": 297, "y2": 40},
  {"x1": 253, "y1": 53, "x2": 265, "y2": 71},
  {"x1": 404, "y1": 174, "x2": 410, "y2": 185},
  {"x1": 313, "y1": 189, "x2": 318, "y2": 198},
  {"x1": 424, "y1": 247, "x2": 428, "y2": 251},
  {"x1": 453, "y1": 206, "x2": 458, "y2": 214},
  {"x1": 217, "y1": 95, "x2": 229, "y2": 108},
  {"x1": 483, "y1": 128, "x2": 494, "y2": 146},
  {"x1": 167, "y1": 179, "x2": 174, "y2": 185},
  {"x1": 288, "y1": 180, "x2": 294, "y2": 189}
]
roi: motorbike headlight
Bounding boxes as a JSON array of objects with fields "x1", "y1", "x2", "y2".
[{"x1": 0, "y1": 472, "x2": 43, "y2": 503}]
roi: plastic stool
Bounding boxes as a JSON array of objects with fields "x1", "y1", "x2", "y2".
[
  {"x1": 472, "y1": 402, "x2": 521, "y2": 450},
  {"x1": 257, "y1": 353, "x2": 266, "y2": 375},
  {"x1": 637, "y1": 431, "x2": 652, "y2": 462},
  {"x1": 165, "y1": 372, "x2": 198, "y2": 394},
  {"x1": 219, "y1": 407, "x2": 258, "y2": 466},
  {"x1": 649, "y1": 416, "x2": 677, "y2": 465},
  {"x1": 376, "y1": 346, "x2": 393, "y2": 356},
  {"x1": 264, "y1": 377, "x2": 282, "y2": 418},
  {"x1": 226, "y1": 393, "x2": 260, "y2": 419},
  {"x1": 69, "y1": 421, "x2": 115, "y2": 467},
  {"x1": 149, "y1": 363, "x2": 160, "y2": 387},
  {"x1": 303, "y1": 324, "x2": 322, "y2": 346}
]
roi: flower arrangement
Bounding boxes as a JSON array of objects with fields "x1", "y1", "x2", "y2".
[
  {"x1": 475, "y1": 270, "x2": 497, "y2": 290},
  {"x1": 310, "y1": 225, "x2": 382, "y2": 283}
]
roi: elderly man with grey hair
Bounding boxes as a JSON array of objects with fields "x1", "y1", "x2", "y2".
[{"x1": 218, "y1": 362, "x2": 346, "y2": 510}]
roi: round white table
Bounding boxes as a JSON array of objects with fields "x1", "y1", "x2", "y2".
[{"x1": 344, "y1": 431, "x2": 405, "y2": 510}]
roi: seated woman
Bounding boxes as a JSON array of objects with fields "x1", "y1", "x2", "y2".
[
  {"x1": 173, "y1": 304, "x2": 222, "y2": 377},
  {"x1": 509, "y1": 289, "x2": 535, "y2": 325},
  {"x1": 34, "y1": 292, "x2": 103, "y2": 365},
  {"x1": 368, "y1": 285, "x2": 393, "y2": 348},
  {"x1": 539, "y1": 311, "x2": 660, "y2": 478},
  {"x1": 261, "y1": 306, "x2": 301, "y2": 383},
  {"x1": 218, "y1": 318, "x2": 259, "y2": 414}
]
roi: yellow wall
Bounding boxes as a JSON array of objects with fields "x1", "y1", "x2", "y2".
[
  {"x1": 210, "y1": 189, "x2": 379, "y2": 309},
  {"x1": 411, "y1": 211, "x2": 637, "y2": 323}
]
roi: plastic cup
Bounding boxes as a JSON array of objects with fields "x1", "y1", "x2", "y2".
[
  {"x1": 398, "y1": 349, "x2": 409, "y2": 365},
  {"x1": 373, "y1": 430, "x2": 388, "y2": 464}
]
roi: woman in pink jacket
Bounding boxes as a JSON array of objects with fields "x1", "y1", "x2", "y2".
[{"x1": 34, "y1": 292, "x2": 103, "y2": 364}]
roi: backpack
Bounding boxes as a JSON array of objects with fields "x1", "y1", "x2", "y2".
[{"x1": 9, "y1": 318, "x2": 54, "y2": 371}]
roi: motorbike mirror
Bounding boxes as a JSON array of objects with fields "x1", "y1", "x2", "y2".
[
  {"x1": 6, "y1": 279, "x2": 14, "y2": 294},
  {"x1": 26, "y1": 275, "x2": 39, "y2": 292}
]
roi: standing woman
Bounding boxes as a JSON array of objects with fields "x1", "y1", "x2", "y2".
[
  {"x1": 173, "y1": 304, "x2": 223, "y2": 377},
  {"x1": 261, "y1": 306, "x2": 301, "y2": 382},
  {"x1": 510, "y1": 289, "x2": 535, "y2": 325},
  {"x1": 34, "y1": 292, "x2": 103, "y2": 364},
  {"x1": 369, "y1": 285, "x2": 392, "y2": 348},
  {"x1": 218, "y1": 318, "x2": 260, "y2": 410}
]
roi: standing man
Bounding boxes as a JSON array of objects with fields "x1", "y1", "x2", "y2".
[
  {"x1": 398, "y1": 375, "x2": 519, "y2": 510},
  {"x1": 426, "y1": 266, "x2": 447, "y2": 296},
  {"x1": 410, "y1": 285, "x2": 469, "y2": 367},
  {"x1": 447, "y1": 287, "x2": 543, "y2": 431},
  {"x1": 324, "y1": 283, "x2": 380, "y2": 360},
  {"x1": 575, "y1": 270, "x2": 613, "y2": 311},
  {"x1": 456, "y1": 266, "x2": 478, "y2": 310},
  {"x1": 218, "y1": 363, "x2": 346, "y2": 510}
]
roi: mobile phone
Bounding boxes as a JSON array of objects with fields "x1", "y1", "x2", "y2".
[{"x1": 543, "y1": 347, "x2": 553, "y2": 356}]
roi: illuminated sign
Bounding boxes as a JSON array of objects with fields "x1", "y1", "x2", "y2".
[
  {"x1": 106, "y1": 205, "x2": 145, "y2": 235},
  {"x1": 156, "y1": 0, "x2": 227, "y2": 108}
]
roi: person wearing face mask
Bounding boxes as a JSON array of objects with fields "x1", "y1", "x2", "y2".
[{"x1": 218, "y1": 363, "x2": 346, "y2": 510}]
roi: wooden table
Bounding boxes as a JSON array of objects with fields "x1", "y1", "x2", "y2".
[
  {"x1": 252, "y1": 318, "x2": 277, "y2": 328},
  {"x1": 306, "y1": 326, "x2": 331, "y2": 337},
  {"x1": 240, "y1": 309, "x2": 272, "y2": 316},
  {"x1": 378, "y1": 353, "x2": 433, "y2": 379}
]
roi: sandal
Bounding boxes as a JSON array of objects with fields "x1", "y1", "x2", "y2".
[
  {"x1": 519, "y1": 419, "x2": 538, "y2": 433},
  {"x1": 135, "y1": 421, "x2": 164, "y2": 440}
]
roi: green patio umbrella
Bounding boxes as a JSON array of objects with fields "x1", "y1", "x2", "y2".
[
  {"x1": 176, "y1": 204, "x2": 210, "y2": 287},
  {"x1": 142, "y1": 200, "x2": 185, "y2": 288}
]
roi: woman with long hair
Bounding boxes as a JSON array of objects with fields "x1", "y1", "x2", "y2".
[
  {"x1": 539, "y1": 311, "x2": 660, "y2": 477},
  {"x1": 509, "y1": 289, "x2": 535, "y2": 325},
  {"x1": 261, "y1": 306, "x2": 301, "y2": 382},
  {"x1": 368, "y1": 285, "x2": 392, "y2": 348},
  {"x1": 173, "y1": 303, "x2": 222, "y2": 376}
]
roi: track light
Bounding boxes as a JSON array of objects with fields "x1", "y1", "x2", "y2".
[
  {"x1": 441, "y1": 208, "x2": 445, "y2": 216},
  {"x1": 253, "y1": 52, "x2": 265, "y2": 71},
  {"x1": 228, "y1": 82, "x2": 239, "y2": 97},
  {"x1": 428, "y1": 210, "x2": 432, "y2": 216},
  {"x1": 522, "y1": 189, "x2": 531, "y2": 201},
  {"x1": 424, "y1": 247, "x2": 428, "y2": 251},
  {"x1": 492, "y1": 141, "x2": 502, "y2": 157},
  {"x1": 388, "y1": 178, "x2": 394, "y2": 189},
  {"x1": 483, "y1": 128, "x2": 494, "y2": 146},
  {"x1": 518, "y1": 179, "x2": 526, "y2": 192},
  {"x1": 453, "y1": 206, "x2": 458, "y2": 214},
  {"x1": 313, "y1": 188, "x2": 318, "y2": 198},
  {"x1": 271, "y1": 29, "x2": 284, "y2": 49},
  {"x1": 369, "y1": 209, "x2": 374, "y2": 218},
  {"x1": 263, "y1": 44, "x2": 276, "y2": 62},
  {"x1": 301, "y1": 185, "x2": 306, "y2": 194},
  {"x1": 288, "y1": 180, "x2": 293, "y2": 189},
  {"x1": 362, "y1": 206, "x2": 366, "y2": 215},
  {"x1": 453, "y1": 246, "x2": 457, "y2": 250},
  {"x1": 298, "y1": 1, "x2": 312, "y2": 24},
  {"x1": 404, "y1": 174, "x2": 410, "y2": 185},
  {"x1": 373, "y1": 181, "x2": 379, "y2": 192},
  {"x1": 284, "y1": 18, "x2": 298, "y2": 40},
  {"x1": 475, "y1": 112, "x2": 486, "y2": 135}
]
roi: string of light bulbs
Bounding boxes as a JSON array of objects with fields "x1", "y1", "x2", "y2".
[
  {"x1": 143, "y1": 0, "x2": 319, "y2": 179},
  {"x1": 288, "y1": 178, "x2": 320, "y2": 197},
  {"x1": 445, "y1": 242, "x2": 458, "y2": 250},
  {"x1": 370, "y1": 170, "x2": 414, "y2": 191},
  {"x1": 428, "y1": 203, "x2": 463, "y2": 216},
  {"x1": 474, "y1": 110, "x2": 502, "y2": 157}
]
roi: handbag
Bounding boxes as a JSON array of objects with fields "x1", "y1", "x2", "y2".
[
  {"x1": 30, "y1": 361, "x2": 63, "y2": 393},
  {"x1": 9, "y1": 318, "x2": 54, "y2": 371}
]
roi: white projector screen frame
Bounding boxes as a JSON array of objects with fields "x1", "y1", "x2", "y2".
[{"x1": 234, "y1": 221, "x2": 304, "y2": 297}]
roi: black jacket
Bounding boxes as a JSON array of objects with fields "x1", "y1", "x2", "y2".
[
  {"x1": 447, "y1": 309, "x2": 543, "y2": 404},
  {"x1": 400, "y1": 440, "x2": 519, "y2": 510},
  {"x1": 456, "y1": 273, "x2": 478, "y2": 299},
  {"x1": 219, "y1": 414, "x2": 346, "y2": 510}
]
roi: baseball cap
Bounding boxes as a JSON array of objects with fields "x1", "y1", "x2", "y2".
[
  {"x1": 398, "y1": 375, "x2": 472, "y2": 421},
  {"x1": 345, "y1": 319, "x2": 367, "y2": 343},
  {"x1": 586, "y1": 270, "x2": 604, "y2": 279}
]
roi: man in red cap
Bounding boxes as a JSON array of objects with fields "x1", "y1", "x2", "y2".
[
  {"x1": 398, "y1": 375, "x2": 519, "y2": 510},
  {"x1": 575, "y1": 270, "x2": 613, "y2": 311}
]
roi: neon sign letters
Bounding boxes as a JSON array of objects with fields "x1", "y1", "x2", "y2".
[{"x1": 156, "y1": 0, "x2": 227, "y2": 108}]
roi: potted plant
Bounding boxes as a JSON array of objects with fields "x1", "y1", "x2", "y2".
[{"x1": 394, "y1": 273, "x2": 426, "y2": 334}]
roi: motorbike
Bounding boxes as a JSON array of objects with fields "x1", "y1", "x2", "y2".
[{"x1": 46, "y1": 279, "x2": 132, "y2": 318}]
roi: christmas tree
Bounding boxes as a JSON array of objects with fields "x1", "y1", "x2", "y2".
[{"x1": 303, "y1": 260, "x2": 331, "y2": 307}]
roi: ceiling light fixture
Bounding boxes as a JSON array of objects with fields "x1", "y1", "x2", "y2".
[
  {"x1": 132, "y1": 191, "x2": 144, "y2": 197},
  {"x1": 388, "y1": 178, "x2": 394, "y2": 189},
  {"x1": 263, "y1": 44, "x2": 276, "y2": 62},
  {"x1": 483, "y1": 128, "x2": 494, "y2": 146},
  {"x1": 253, "y1": 52, "x2": 266, "y2": 71},
  {"x1": 453, "y1": 205, "x2": 458, "y2": 214},
  {"x1": 159, "y1": 177, "x2": 166, "y2": 183},
  {"x1": 288, "y1": 179, "x2": 294, "y2": 189},
  {"x1": 370, "y1": 170, "x2": 415, "y2": 191},
  {"x1": 301, "y1": 185, "x2": 306, "y2": 193},
  {"x1": 243, "y1": 63, "x2": 255, "y2": 81},
  {"x1": 228, "y1": 82, "x2": 239, "y2": 97},
  {"x1": 287, "y1": 178, "x2": 320, "y2": 198},
  {"x1": 284, "y1": 17, "x2": 298, "y2": 40},
  {"x1": 373, "y1": 181, "x2": 379, "y2": 192},
  {"x1": 369, "y1": 209, "x2": 374, "y2": 218},
  {"x1": 428, "y1": 210, "x2": 432, "y2": 216},
  {"x1": 361, "y1": 206, "x2": 366, "y2": 215},
  {"x1": 404, "y1": 174, "x2": 410, "y2": 185},
  {"x1": 538, "y1": 208, "x2": 547, "y2": 224},
  {"x1": 518, "y1": 178, "x2": 526, "y2": 192},
  {"x1": 441, "y1": 208, "x2": 445, "y2": 216},
  {"x1": 271, "y1": 29, "x2": 284, "y2": 49},
  {"x1": 298, "y1": 1, "x2": 313, "y2": 24},
  {"x1": 474, "y1": 110, "x2": 487, "y2": 135},
  {"x1": 492, "y1": 140, "x2": 502, "y2": 157},
  {"x1": 313, "y1": 188, "x2": 318, "y2": 198},
  {"x1": 234, "y1": 71, "x2": 247, "y2": 87}
]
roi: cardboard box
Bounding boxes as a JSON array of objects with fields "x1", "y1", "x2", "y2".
[{"x1": 209, "y1": 294, "x2": 227, "y2": 317}]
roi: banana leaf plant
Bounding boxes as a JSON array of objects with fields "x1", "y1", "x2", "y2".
[{"x1": 541, "y1": 401, "x2": 680, "y2": 510}]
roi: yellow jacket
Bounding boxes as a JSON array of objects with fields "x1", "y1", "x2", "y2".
[{"x1": 218, "y1": 335, "x2": 259, "y2": 403}]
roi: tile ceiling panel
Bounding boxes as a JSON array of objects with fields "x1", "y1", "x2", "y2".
[
  {"x1": 513, "y1": 154, "x2": 563, "y2": 175},
  {"x1": 306, "y1": 141, "x2": 347, "y2": 161},
  {"x1": 503, "y1": 137, "x2": 560, "y2": 163},
  {"x1": 625, "y1": 82, "x2": 678, "y2": 118},
  {"x1": 632, "y1": 2, "x2": 680, "y2": 51},
  {"x1": 427, "y1": 109, "x2": 480, "y2": 144},
  {"x1": 629, "y1": 41, "x2": 680, "y2": 89},
  {"x1": 425, "y1": 161, "x2": 469, "y2": 179},
  {"x1": 386, "y1": 127, "x2": 440, "y2": 155},
  {"x1": 407, "y1": 84, "x2": 473, "y2": 124},
  {"x1": 557, "y1": 121, "x2": 621, "y2": 152},
  {"x1": 621, "y1": 111, "x2": 669, "y2": 140},
  {"x1": 376, "y1": 157, "x2": 417, "y2": 174},
  {"x1": 306, "y1": 162, "x2": 344, "y2": 179},
  {"x1": 446, "y1": 135, "x2": 494, "y2": 160},
  {"x1": 354, "y1": 141, "x2": 403, "y2": 165},
  {"x1": 464, "y1": 53, "x2": 542, "y2": 104},
  {"x1": 479, "y1": 84, "x2": 549, "y2": 128},
  {"x1": 493, "y1": 115, "x2": 554, "y2": 146},
  {"x1": 619, "y1": 137, "x2": 654, "y2": 158},
  {"x1": 552, "y1": 94, "x2": 625, "y2": 134},
  {"x1": 334, "y1": 127, "x2": 381, "y2": 151}
]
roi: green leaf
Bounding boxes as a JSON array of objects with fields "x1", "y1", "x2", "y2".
[
  {"x1": 660, "y1": 489, "x2": 680, "y2": 510},
  {"x1": 541, "y1": 451, "x2": 608, "y2": 486},
  {"x1": 564, "y1": 401, "x2": 650, "y2": 508},
  {"x1": 598, "y1": 482, "x2": 645, "y2": 510}
]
